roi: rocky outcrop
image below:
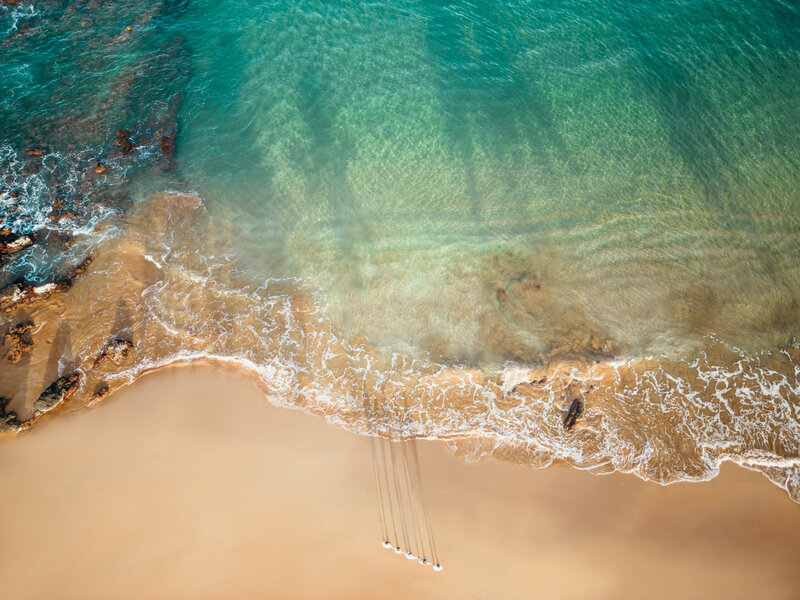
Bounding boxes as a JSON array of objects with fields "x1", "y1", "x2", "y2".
[
  {"x1": 65, "y1": 255, "x2": 93, "y2": 280},
  {"x1": 3, "y1": 320, "x2": 34, "y2": 363},
  {"x1": 92, "y1": 339, "x2": 134, "y2": 368},
  {"x1": 91, "y1": 383, "x2": 110, "y2": 403},
  {"x1": 0, "y1": 397, "x2": 21, "y2": 433},
  {"x1": 47, "y1": 198, "x2": 78, "y2": 223},
  {"x1": 33, "y1": 373, "x2": 81, "y2": 416},
  {"x1": 0, "y1": 256, "x2": 92, "y2": 312},
  {"x1": 114, "y1": 129, "x2": 133, "y2": 155},
  {"x1": 0, "y1": 281, "x2": 72, "y2": 312},
  {"x1": 0, "y1": 227, "x2": 35, "y2": 259},
  {"x1": 158, "y1": 132, "x2": 174, "y2": 155}
]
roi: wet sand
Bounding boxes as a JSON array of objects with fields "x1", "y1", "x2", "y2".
[{"x1": 1, "y1": 365, "x2": 799, "y2": 600}]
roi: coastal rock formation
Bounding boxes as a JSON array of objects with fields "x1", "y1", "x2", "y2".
[
  {"x1": 0, "y1": 281, "x2": 72, "y2": 313},
  {"x1": 3, "y1": 320, "x2": 34, "y2": 363},
  {"x1": 47, "y1": 209, "x2": 78, "y2": 223},
  {"x1": 0, "y1": 227, "x2": 35, "y2": 258},
  {"x1": 33, "y1": 373, "x2": 82, "y2": 416},
  {"x1": 155, "y1": 127, "x2": 177, "y2": 171},
  {"x1": 0, "y1": 397, "x2": 21, "y2": 433},
  {"x1": 0, "y1": 256, "x2": 92, "y2": 312},
  {"x1": 65, "y1": 255, "x2": 93, "y2": 280},
  {"x1": 115, "y1": 129, "x2": 133, "y2": 155},
  {"x1": 92, "y1": 339, "x2": 134, "y2": 368},
  {"x1": 91, "y1": 384, "x2": 110, "y2": 403},
  {"x1": 158, "y1": 131, "x2": 174, "y2": 155}
]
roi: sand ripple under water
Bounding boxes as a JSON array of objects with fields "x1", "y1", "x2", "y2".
[{"x1": 1, "y1": 191, "x2": 798, "y2": 503}]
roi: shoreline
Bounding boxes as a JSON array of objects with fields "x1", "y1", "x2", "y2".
[
  {"x1": 10, "y1": 350, "x2": 798, "y2": 497},
  {"x1": 1, "y1": 363, "x2": 799, "y2": 599},
  {"x1": 5, "y1": 335, "x2": 800, "y2": 504},
  {"x1": 1, "y1": 191, "x2": 799, "y2": 507}
]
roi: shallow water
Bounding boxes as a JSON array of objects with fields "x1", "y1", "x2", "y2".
[{"x1": 1, "y1": 1, "x2": 799, "y2": 500}]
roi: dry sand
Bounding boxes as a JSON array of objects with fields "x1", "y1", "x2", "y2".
[{"x1": 1, "y1": 365, "x2": 799, "y2": 600}]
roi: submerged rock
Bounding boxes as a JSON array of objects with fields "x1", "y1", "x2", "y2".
[
  {"x1": 158, "y1": 132, "x2": 174, "y2": 155},
  {"x1": 562, "y1": 398, "x2": 583, "y2": 431},
  {"x1": 0, "y1": 397, "x2": 21, "y2": 433},
  {"x1": 33, "y1": 373, "x2": 82, "y2": 416},
  {"x1": 92, "y1": 339, "x2": 134, "y2": 369},
  {"x1": 114, "y1": 129, "x2": 133, "y2": 155},
  {"x1": 3, "y1": 320, "x2": 34, "y2": 363},
  {"x1": 47, "y1": 210, "x2": 78, "y2": 223},
  {"x1": 113, "y1": 25, "x2": 133, "y2": 43}
]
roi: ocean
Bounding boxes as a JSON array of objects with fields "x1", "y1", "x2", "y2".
[{"x1": 1, "y1": 0, "x2": 799, "y2": 500}]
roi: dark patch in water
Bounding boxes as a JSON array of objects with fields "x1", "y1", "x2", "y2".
[{"x1": 563, "y1": 398, "x2": 583, "y2": 431}]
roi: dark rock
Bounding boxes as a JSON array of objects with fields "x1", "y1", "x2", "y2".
[
  {"x1": 91, "y1": 383, "x2": 110, "y2": 403},
  {"x1": 47, "y1": 210, "x2": 78, "y2": 222},
  {"x1": 509, "y1": 377, "x2": 546, "y2": 395},
  {"x1": 114, "y1": 129, "x2": 133, "y2": 155},
  {"x1": 0, "y1": 280, "x2": 71, "y2": 312},
  {"x1": 116, "y1": 138, "x2": 133, "y2": 155},
  {"x1": 0, "y1": 283, "x2": 24, "y2": 310},
  {"x1": 33, "y1": 373, "x2": 81, "y2": 415},
  {"x1": 3, "y1": 320, "x2": 34, "y2": 363},
  {"x1": 0, "y1": 396, "x2": 21, "y2": 433},
  {"x1": 159, "y1": 133, "x2": 174, "y2": 155},
  {"x1": 563, "y1": 398, "x2": 583, "y2": 431},
  {"x1": 0, "y1": 229, "x2": 35, "y2": 256},
  {"x1": 92, "y1": 339, "x2": 134, "y2": 369},
  {"x1": 496, "y1": 288, "x2": 506, "y2": 303},
  {"x1": 65, "y1": 255, "x2": 93, "y2": 280}
]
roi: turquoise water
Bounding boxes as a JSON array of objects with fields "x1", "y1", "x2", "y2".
[
  {"x1": 4, "y1": 0, "x2": 800, "y2": 361},
  {"x1": 176, "y1": 0, "x2": 800, "y2": 363},
  {"x1": 2, "y1": 0, "x2": 800, "y2": 496}
]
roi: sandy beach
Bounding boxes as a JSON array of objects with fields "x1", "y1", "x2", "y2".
[
  {"x1": 1, "y1": 365, "x2": 798, "y2": 600},
  {"x1": 3, "y1": 2, "x2": 800, "y2": 598}
]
